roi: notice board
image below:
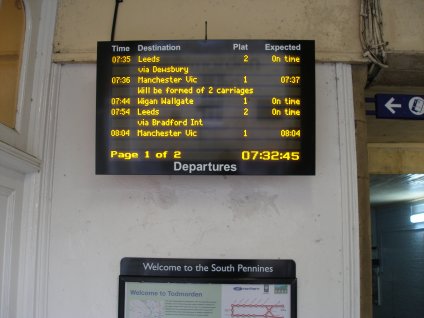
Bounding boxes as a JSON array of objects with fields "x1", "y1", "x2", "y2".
[
  {"x1": 119, "y1": 258, "x2": 297, "y2": 318},
  {"x1": 96, "y1": 40, "x2": 315, "y2": 175}
]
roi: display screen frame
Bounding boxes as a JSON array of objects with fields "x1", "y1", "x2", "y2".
[
  {"x1": 118, "y1": 258, "x2": 297, "y2": 318},
  {"x1": 96, "y1": 40, "x2": 315, "y2": 176}
]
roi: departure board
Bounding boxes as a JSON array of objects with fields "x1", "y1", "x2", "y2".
[{"x1": 96, "y1": 40, "x2": 315, "y2": 175}]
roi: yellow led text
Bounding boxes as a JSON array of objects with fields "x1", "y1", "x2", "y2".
[{"x1": 110, "y1": 150, "x2": 139, "y2": 160}]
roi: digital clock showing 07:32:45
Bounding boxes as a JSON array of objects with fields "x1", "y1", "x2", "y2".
[{"x1": 241, "y1": 151, "x2": 300, "y2": 161}]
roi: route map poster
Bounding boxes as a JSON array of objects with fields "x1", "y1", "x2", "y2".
[
  {"x1": 118, "y1": 258, "x2": 296, "y2": 318},
  {"x1": 124, "y1": 282, "x2": 290, "y2": 318}
]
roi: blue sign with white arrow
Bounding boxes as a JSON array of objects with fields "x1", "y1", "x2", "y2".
[{"x1": 375, "y1": 94, "x2": 424, "y2": 119}]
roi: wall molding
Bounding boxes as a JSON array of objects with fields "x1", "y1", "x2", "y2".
[
  {"x1": 33, "y1": 62, "x2": 61, "y2": 318},
  {"x1": 0, "y1": 141, "x2": 40, "y2": 174},
  {"x1": 27, "y1": 0, "x2": 58, "y2": 158},
  {"x1": 336, "y1": 63, "x2": 360, "y2": 318},
  {"x1": 0, "y1": 186, "x2": 16, "y2": 318},
  {"x1": 15, "y1": 0, "x2": 33, "y2": 135},
  {"x1": 21, "y1": 0, "x2": 59, "y2": 313}
]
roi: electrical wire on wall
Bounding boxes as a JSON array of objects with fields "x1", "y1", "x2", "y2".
[
  {"x1": 111, "y1": 0, "x2": 124, "y2": 41},
  {"x1": 360, "y1": 0, "x2": 389, "y2": 86}
]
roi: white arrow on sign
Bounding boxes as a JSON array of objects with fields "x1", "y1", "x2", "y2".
[{"x1": 385, "y1": 97, "x2": 402, "y2": 114}]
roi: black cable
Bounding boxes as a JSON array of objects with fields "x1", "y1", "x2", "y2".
[{"x1": 111, "y1": 0, "x2": 124, "y2": 41}]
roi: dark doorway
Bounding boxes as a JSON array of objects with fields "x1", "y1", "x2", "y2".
[{"x1": 370, "y1": 174, "x2": 424, "y2": 318}]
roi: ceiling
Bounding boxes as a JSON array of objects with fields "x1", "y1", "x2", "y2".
[{"x1": 370, "y1": 174, "x2": 424, "y2": 205}]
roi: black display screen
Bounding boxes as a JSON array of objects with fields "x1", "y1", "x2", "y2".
[{"x1": 96, "y1": 40, "x2": 315, "y2": 175}]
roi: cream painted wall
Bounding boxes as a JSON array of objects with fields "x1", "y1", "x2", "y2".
[
  {"x1": 382, "y1": 0, "x2": 424, "y2": 53},
  {"x1": 47, "y1": 63, "x2": 359, "y2": 318},
  {"x1": 53, "y1": 0, "x2": 364, "y2": 63},
  {"x1": 0, "y1": 0, "x2": 24, "y2": 53},
  {"x1": 0, "y1": 0, "x2": 25, "y2": 128}
]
